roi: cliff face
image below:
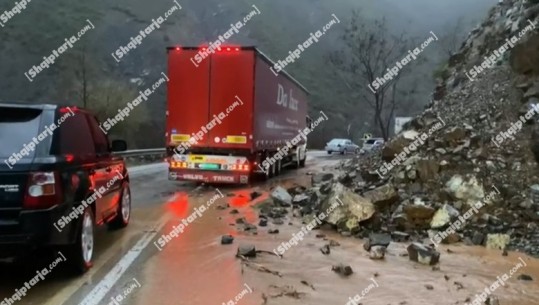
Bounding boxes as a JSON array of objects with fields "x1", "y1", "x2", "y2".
[
  {"x1": 353, "y1": 0, "x2": 539, "y2": 256},
  {"x1": 441, "y1": 0, "x2": 539, "y2": 94}
]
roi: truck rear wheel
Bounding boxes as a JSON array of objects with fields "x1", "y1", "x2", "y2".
[
  {"x1": 299, "y1": 156, "x2": 306, "y2": 167},
  {"x1": 269, "y1": 161, "x2": 276, "y2": 178}
]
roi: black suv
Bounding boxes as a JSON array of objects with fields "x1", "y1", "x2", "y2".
[{"x1": 0, "y1": 103, "x2": 131, "y2": 273}]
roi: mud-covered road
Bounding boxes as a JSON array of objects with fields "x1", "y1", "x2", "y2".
[{"x1": 1, "y1": 151, "x2": 538, "y2": 305}]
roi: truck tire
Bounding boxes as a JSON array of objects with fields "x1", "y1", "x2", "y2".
[
  {"x1": 269, "y1": 161, "x2": 276, "y2": 178},
  {"x1": 299, "y1": 156, "x2": 306, "y2": 167}
]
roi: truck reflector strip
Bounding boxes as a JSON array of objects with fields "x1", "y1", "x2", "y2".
[
  {"x1": 226, "y1": 136, "x2": 247, "y2": 144},
  {"x1": 171, "y1": 134, "x2": 191, "y2": 142}
]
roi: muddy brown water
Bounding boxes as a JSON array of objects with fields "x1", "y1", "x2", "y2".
[{"x1": 134, "y1": 172, "x2": 539, "y2": 305}]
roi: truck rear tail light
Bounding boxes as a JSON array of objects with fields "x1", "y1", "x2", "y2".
[
  {"x1": 170, "y1": 162, "x2": 188, "y2": 169},
  {"x1": 229, "y1": 164, "x2": 250, "y2": 171},
  {"x1": 23, "y1": 172, "x2": 63, "y2": 209}
]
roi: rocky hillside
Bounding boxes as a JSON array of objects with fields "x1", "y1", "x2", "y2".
[
  {"x1": 341, "y1": 0, "x2": 539, "y2": 256},
  {"x1": 250, "y1": 0, "x2": 539, "y2": 259}
]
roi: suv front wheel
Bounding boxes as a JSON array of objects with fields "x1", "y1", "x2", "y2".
[{"x1": 109, "y1": 182, "x2": 131, "y2": 230}]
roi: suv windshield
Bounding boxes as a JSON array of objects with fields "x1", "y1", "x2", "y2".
[{"x1": 0, "y1": 106, "x2": 42, "y2": 158}]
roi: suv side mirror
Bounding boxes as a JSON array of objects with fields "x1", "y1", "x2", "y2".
[{"x1": 111, "y1": 140, "x2": 127, "y2": 152}]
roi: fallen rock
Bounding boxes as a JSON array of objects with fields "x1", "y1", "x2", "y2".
[
  {"x1": 320, "y1": 245, "x2": 331, "y2": 255},
  {"x1": 331, "y1": 264, "x2": 353, "y2": 276},
  {"x1": 312, "y1": 173, "x2": 334, "y2": 187},
  {"x1": 292, "y1": 193, "x2": 311, "y2": 206},
  {"x1": 272, "y1": 218, "x2": 285, "y2": 225},
  {"x1": 485, "y1": 234, "x2": 510, "y2": 250},
  {"x1": 321, "y1": 183, "x2": 376, "y2": 226},
  {"x1": 403, "y1": 198, "x2": 436, "y2": 226},
  {"x1": 369, "y1": 246, "x2": 386, "y2": 260},
  {"x1": 442, "y1": 127, "x2": 466, "y2": 144},
  {"x1": 235, "y1": 217, "x2": 247, "y2": 224},
  {"x1": 430, "y1": 204, "x2": 460, "y2": 229},
  {"x1": 250, "y1": 191, "x2": 262, "y2": 201},
  {"x1": 237, "y1": 244, "x2": 256, "y2": 257},
  {"x1": 221, "y1": 235, "x2": 234, "y2": 245},
  {"x1": 329, "y1": 240, "x2": 340, "y2": 247},
  {"x1": 472, "y1": 232, "x2": 485, "y2": 245},
  {"x1": 363, "y1": 233, "x2": 391, "y2": 251},
  {"x1": 363, "y1": 183, "x2": 399, "y2": 209},
  {"x1": 382, "y1": 136, "x2": 410, "y2": 161},
  {"x1": 243, "y1": 223, "x2": 258, "y2": 232},
  {"x1": 517, "y1": 274, "x2": 533, "y2": 281},
  {"x1": 287, "y1": 185, "x2": 307, "y2": 196},
  {"x1": 391, "y1": 231, "x2": 410, "y2": 242},
  {"x1": 271, "y1": 187, "x2": 293, "y2": 206},
  {"x1": 407, "y1": 242, "x2": 440, "y2": 265},
  {"x1": 510, "y1": 32, "x2": 539, "y2": 75},
  {"x1": 441, "y1": 232, "x2": 461, "y2": 244},
  {"x1": 268, "y1": 228, "x2": 279, "y2": 234},
  {"x1": 216, "y1": 204, "x2": 229, "y2": 210},
  {"x1": 416, "y1": 159, "x2": 440, "y2": 182},
  {"x1": 445, "y1": 175, "x2": 485, "y2": 204}
]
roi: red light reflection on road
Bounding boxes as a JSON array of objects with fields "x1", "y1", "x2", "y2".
[
  {"x1": 228, "y1": 191, "x2": 251, "y2": 208},
  {"x1": 166, "y1": 192, "x2": 190, "y2": 218}
]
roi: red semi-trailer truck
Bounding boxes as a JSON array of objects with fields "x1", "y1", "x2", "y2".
[{"x1": 165, "y1": 46, "x2": 311, "y2": 184}]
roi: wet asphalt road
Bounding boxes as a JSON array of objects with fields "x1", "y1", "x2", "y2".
[
  {"x1": 3, "y1": 150, "x2": 539, "y2": 305},
  {"x1": 0, "y1": 150, "x2": 350, "y2": 305}
]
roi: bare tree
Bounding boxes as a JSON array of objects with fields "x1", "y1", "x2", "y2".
[
  {"x1": 75, "y1": 44, "x2": 90, "y2": 108},
  {"x1": 328, "y1": 11, "x2": 418, "y2": 140},
  {"x1": 439, "y1": 17, "x2": 466, "y2": 58},
  {"x1": 55, "y1": 42, "x2": 97, "y2": 108}
]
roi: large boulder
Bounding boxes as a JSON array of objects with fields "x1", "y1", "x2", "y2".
[
  {"x1": 441, "y1": 127, "x2": 467, "y2": 146},
  {"x1": 312, "y1": 173, "x2": 334, "y2": 187},
  {"x1": 430, "y1": 204, "x2": 460, "y2": 229},
  {"x1": 445, "y1": 175, "x2": 485, "y2": 205},
  {"x1": 524, "y1": 83, "x2": 539, "y2": 100},
  {"x1": 486, "y1": 234, "x2": 510, "y2": 250},
  {"x1": 510, "y1": 32, "x2": 539, "y2": 75},
  {"x1": 363, "y1": 183, "x2": 399, "y2": 209},
  {"x1": 382, "y1": 136, "x2": 412, "y2": 161},
  {"x1": 416, "y1": 159, "x2": 440, "y2": 182},
  {"x1": 320, "y1": 183, "x2": 375, "y2": 227},
  {"x1": 403, "y1": 198, "x2": 436, "y2": 228}
]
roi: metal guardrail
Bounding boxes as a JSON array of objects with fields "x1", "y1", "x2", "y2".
[{"x1": 115, "y1": 148, "x2": 165, "y2": 158}]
